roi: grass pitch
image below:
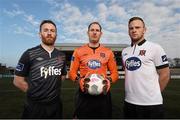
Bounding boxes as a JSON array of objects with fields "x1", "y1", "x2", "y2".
[{"x1": 0, "y1": 77, "x2": 179, "y2": 118}]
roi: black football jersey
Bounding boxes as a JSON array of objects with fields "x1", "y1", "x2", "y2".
[{"x1": 15, "y1": 45, "x2": 67, "y2": 102}]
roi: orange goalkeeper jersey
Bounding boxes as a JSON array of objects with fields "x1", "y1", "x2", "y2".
[{"x1": 69, "y1": 44, "x2": 118, "y2": 83}]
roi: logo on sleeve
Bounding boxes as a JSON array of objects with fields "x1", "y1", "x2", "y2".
[
  {"x1": 87, "y1": 60, "x2": 101, "y2": 69},
  {"x1": 162, "y1": 55, "x2": 168, "y2": 62},
  {"x1": 125, "y1": 57, "x2": 141, "y2": 71},
  {"x1": 16, "y1": 63, "x2": 24, "y2": 71}
]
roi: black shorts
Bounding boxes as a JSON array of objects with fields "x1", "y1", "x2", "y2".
[
  {"x1": 123, "y1": 101, "x2": 164, "y2": 119},
  {"x1": 22, "y1": 97, "x2": 62, "y2": 119},
  {"x1": 73, "y1": 89, "x2": 112, "y2": 119}
]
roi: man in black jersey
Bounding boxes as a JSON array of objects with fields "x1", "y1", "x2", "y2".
[{"x1": 13, "y1": 20, "x2": 67, "y2": 118}]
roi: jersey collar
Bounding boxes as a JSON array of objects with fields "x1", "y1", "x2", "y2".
[
  {"x1": 131, "y1": 39, "x2": 146, "y2": 47},
  {"x1": 87, "y1": 43, "x2": 101, "y2": 50}
]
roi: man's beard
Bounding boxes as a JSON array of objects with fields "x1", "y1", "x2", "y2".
[{"x1": 41, "y1": 35, "x2": 56, "y2": 46}]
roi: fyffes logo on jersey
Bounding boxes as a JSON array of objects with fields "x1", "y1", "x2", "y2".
[
  {"x1": 87, "y1": 60, "x2": 101, "y2": 69},
  {"x1": 40, "y1": 66, "x2": 61, "y2": 78},
  {"x1": 125, "y1": 57, "x2": 141, "y2": 71}
]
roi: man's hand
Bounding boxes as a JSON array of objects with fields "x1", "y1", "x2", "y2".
[
  {"x1": 79, "y1": 77, "x2": 90, "y2": 93},
  {"x1": 102, "y1": 77, "x2": 111, "y2": 95},
  {"x1": 13, "y1": 75, "x2": 28, "y2": 92}
]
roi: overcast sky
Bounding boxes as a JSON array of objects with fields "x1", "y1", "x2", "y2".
[{"x1": 0, "y1": 0, "x2": 180, "y2": 67}]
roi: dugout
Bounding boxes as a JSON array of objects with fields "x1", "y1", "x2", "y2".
[{"x1": 55, "y1": 43, "x2": 128, "y2": 70}]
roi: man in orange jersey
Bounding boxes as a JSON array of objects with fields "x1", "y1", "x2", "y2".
[{"x1": 69, "y1": 22, "x2": 118, "y2": 119}]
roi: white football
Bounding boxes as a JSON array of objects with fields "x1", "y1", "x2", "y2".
[{"x1": 85, "y1": 73, "x2": 105, "y2": 95}]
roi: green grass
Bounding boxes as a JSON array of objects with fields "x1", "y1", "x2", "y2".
[
  {"x1": 0, "y1": 77, "x2": 180, "y2": 118},
  {"x1": 163, "y1": 79, "x2": 180, "y2": 118}
]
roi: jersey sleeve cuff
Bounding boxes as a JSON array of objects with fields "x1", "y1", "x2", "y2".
[{"x1": 156, "y1": 64, "x2": 169, "y2": 69}]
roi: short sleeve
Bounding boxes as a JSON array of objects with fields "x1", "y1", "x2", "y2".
[
  {"x1": 154, "y1": 45, "x2": 169, "y2": 69},
  {"x1": 61, "y1": 54, "x2": 67, "y2": 75},
  {"x1": 15, "y1": 50, "x2": 30, "y2": 77}
]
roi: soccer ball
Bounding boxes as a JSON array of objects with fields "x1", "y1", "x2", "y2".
[{"x1": 85, "y1": 73, "x2": 105, "y2": 95}]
